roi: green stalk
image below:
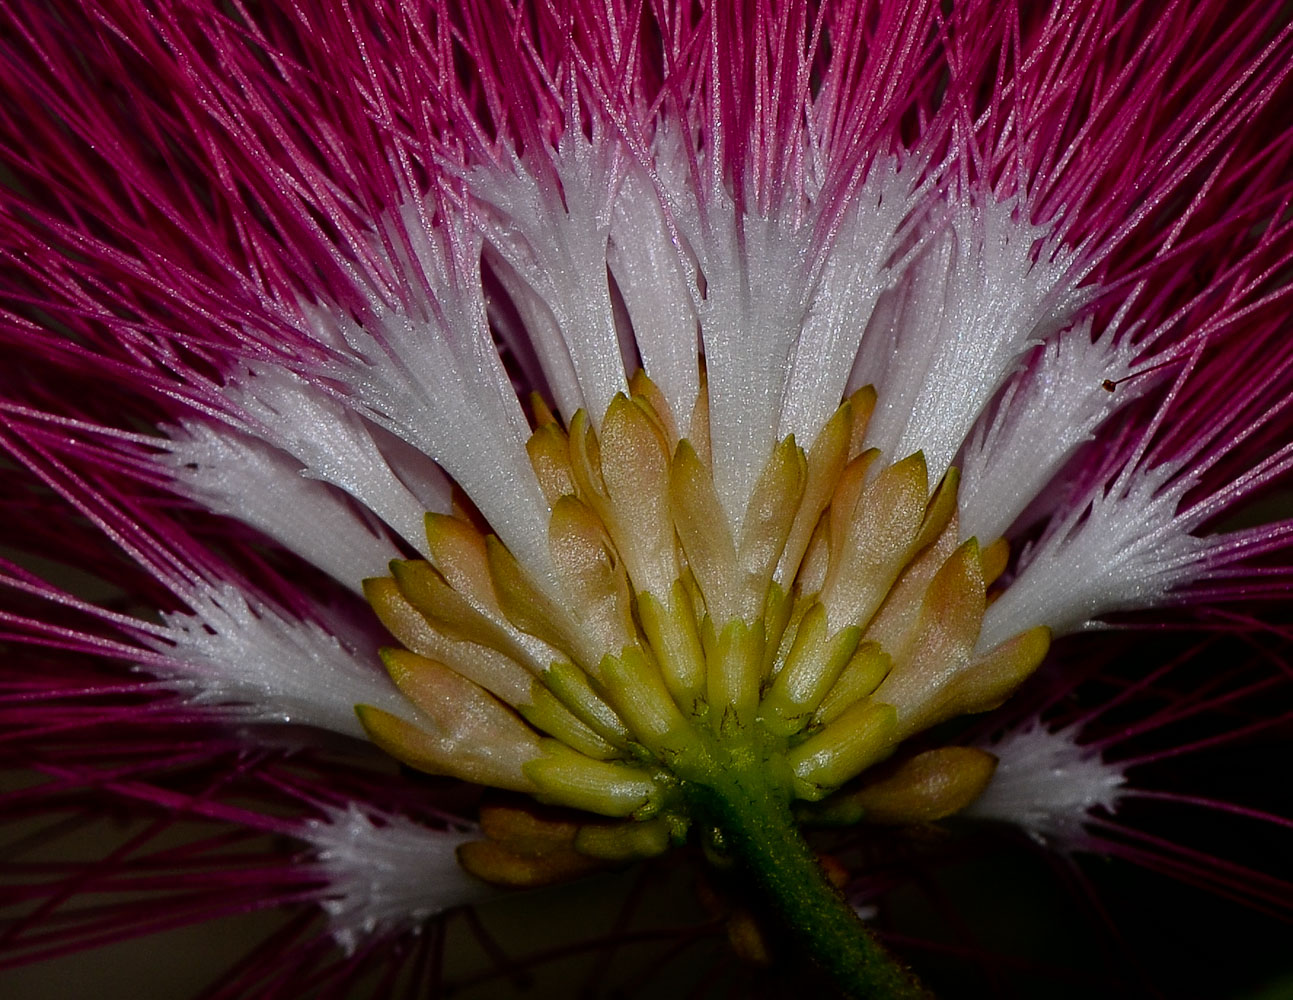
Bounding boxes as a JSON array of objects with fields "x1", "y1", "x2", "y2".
[{"x1": 682, "y1": 755, "x2": 928, "y2": 999}]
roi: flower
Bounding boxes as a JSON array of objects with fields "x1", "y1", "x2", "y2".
[{"x1": 1, "y1": 0, "x2": 1291, "y2": 996}]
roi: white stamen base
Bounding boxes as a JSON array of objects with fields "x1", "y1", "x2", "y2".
[
  {"x1": 303, "y1": 806, "x2": 491, "y2": 952},
  {"x1": 161, "y1": 422, "x2": 402, "y2": 593},
  {"x1": 147, "y1": 585, "x2": 415, "y2": 740},
  {"x1": 980, "y1": 466, "x2": 1206, "y2": 648},
  {"x1": 964, "y1": 722, "x2": 1125, "y2": 847},
  {"x1": 957, "y1": 320, "x2": 1141, "y2": 543}
]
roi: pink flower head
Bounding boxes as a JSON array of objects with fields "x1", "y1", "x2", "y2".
[{"x1": 1, "y1": 1, "x2": 1291, "y2": 995}]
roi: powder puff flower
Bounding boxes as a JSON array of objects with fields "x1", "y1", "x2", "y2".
[{"x1": 1, "y1": 0, "x2": 1291, "y2": 996}]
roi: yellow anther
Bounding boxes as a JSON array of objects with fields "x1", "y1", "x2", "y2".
[
  {"x1": 567, "y1": 409, "x2": 607, "y2": 509},
  {"x1": 846, "y1": 385, "x2": 877, "y2": 459},
  {"x1": 760, "y1": 582, "x2": 794, "y2": 679},
  {"x1": 777, "y1": 400, "x2": 851, "y2": 587},
  {"x1": 356, "y1": 683, "x2": 542, "y2": 794},
  {"x1": 423, "y1": 513, "x2": 496, "y2": 609},
  {"x1": 851, "y1": 747, "x2": 999, "y2": 825},
  {"x1": 942, "y1": 625, "x2": 1051, "y2": 719},
  {"x1": 485, "y1": 536, "x2": 603, "y2": 673},
  {"x1": 737, "y1": 436, "x2": 806, "y2": 610},
  {"x1": 636, "y1": 584, "x2": 708, "y2": 711},
  {"x1": 599, "y1": 646, "x2": 696, "y2": 759},
  {"x1": 525, "y1": 740, "x2": 661, "y2": 818},
  {"x1": 597, "y1": 393, "x2": 677, "y2": 595},
  {"x1": 873, "y1": 538, "x2": 987, "y2": 739},
  {"x1": 628, "y1": 369, "x2": 680, "y2": 446},
  {"x1": 795, "y1": 515, "x2": 832, "y2": 596},
  {"x1": 814, "y1": 642, "x2": 891, "y2": 725},
  {"x1": 825, "y1": 449, "x2": 880, "y2": 571},
  {"x1": 526, "y1": 420, "x2": 576, "y2": 504},
  {"x1": 547, "y1": 496, "x2": 636, "y2": 656},
  {"x1": 708, "y1": 618, "x2": 765, "y2": 734},
  {"x1": 787, "y1": 700, "x2": 898, "y2": 801},
  {"x1": 670, "y1": 439, "x2": 739, "y2": 622},
  {"x1": 761, "y1": 602, "x2": 861, "y2": 736},
  {"x1": 378, "y1": 644, "x2": 521, "y2": 716},
  {"x1": 861, "y1": 511, "x2": 959, "y2": 651},
  {"x1": 981, "y1": 536, "x2": 1010, "y2": 587},
  {"x1": 520, "y1": 682, "x2": 622, "y2": 760},
  {"x1": 913, "y1": 467, "x2": 960, "y2": 554},
  {"x1": 457, "y1": 838, "x2": 606, "y2": 888},
  {"x1": 389, "y1": 559, "x2": 548, "y2": 673},
  {"x1": 479, "y1": 800, "x2": 579, "y2": 848},
  {"x1": 365, "y1": 576, "x2": 459, "y2": 661},
  {"x1": 541, "y1": 660, "x2": 633, "y2": 747},
  {"x1": 528, "y1": 392, "x2": 560, "y2": 429},
  {"x1": 822, "y1": 450, "x2": 931, "y2": 632},
  {"x1": 573, "y1": 817, "x2": 674, "y2": 861}
]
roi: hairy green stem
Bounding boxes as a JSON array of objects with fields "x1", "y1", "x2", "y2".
[{"x1": 682, "y1": 757, "x2": 928, "y2": 999}]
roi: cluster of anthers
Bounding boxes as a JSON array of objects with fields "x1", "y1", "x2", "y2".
[{"x1": 360, "y1": 371, "x2": 1048, "y2": 887}]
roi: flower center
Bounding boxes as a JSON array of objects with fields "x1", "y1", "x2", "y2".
[{"x1": 359, "y1": 373, "x2": 1049, "y2": 885}]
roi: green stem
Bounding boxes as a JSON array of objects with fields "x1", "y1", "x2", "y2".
[{"x1": 682, "y1": 757, "x2": 928, "y2": 999}]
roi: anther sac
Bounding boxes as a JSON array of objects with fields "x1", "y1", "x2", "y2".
[{"x1": 358, "y1": 372, "x2": 1048, "y2": 989}]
